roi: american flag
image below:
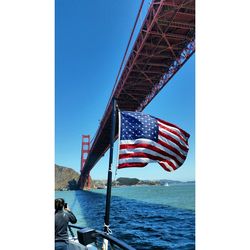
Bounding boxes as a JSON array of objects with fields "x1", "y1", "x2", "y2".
[{"x1": 118, "y1": 111, "x2": 190, "y2": 172}]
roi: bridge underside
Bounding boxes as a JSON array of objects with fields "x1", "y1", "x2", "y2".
[{"x1": 80, "y1": 0, "x2": 195, "y2": 185}]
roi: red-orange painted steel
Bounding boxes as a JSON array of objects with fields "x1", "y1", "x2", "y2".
[
  {"x1": 80, "y1": 0, "x2": 195, "y2": 187},
  {"x1": 80, "y1": 135, "x2": 91, "y2": 189},
  {"x1": 87, "y1": 175, "x2": 91, "y2": 190}
]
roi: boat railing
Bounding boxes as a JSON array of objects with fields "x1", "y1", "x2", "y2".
[{"x1": 68, "y1": 224, "x2": 136, "y2": 250}]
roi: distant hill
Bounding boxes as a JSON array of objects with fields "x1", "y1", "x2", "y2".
[
  {"x1": 112, "y1": 177, "x2": 160, "y2": 186},
  {"x1": 116, "y1": 177, "x2": 140, "y2": 186},
  {"x1": 55, "y1": 164, "x2": 80, "y2": 191},
  {"x1": 55, "y1": 165, "x2": 194, "y2": 190}
]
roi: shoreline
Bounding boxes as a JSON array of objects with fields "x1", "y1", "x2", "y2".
[{"x1": 55, "y1": 181, "x2": 195, "y2": 191}]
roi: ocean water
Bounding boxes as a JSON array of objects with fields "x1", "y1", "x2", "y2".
[{"x1": 55, "y1": 184, "x2": 195, "y2": 250}]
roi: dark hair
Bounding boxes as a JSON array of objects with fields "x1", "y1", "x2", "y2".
[{"x1": 55, "y1": 198, "x2": 65, "y2": 212}]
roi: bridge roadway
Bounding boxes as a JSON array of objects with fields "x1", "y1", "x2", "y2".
[{"x1": 80, "y1": 0, "x2": 195, "y2": 186}]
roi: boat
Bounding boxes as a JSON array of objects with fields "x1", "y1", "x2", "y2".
[{"x1": 67, "y1": 224, "x2": 135, "y2": 250}]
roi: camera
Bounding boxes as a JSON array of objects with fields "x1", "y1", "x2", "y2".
[{"x1": 64, "y1": 203, "x2": 67, "y2": 208}]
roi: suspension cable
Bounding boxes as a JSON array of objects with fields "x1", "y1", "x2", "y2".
[{"x1": 111, "y1": 0, "x2": 146, "y2": 97}]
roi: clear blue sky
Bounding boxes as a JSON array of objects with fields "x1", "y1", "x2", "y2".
[{"x1": 55, "y1": 0, "x2": 195, "y2": 181}]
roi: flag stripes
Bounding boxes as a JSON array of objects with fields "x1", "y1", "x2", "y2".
[
  {"x1": 118, "y1": 112, "x2": 190, "y2": 172},
  {"x1": 120, "y1": 142, "x2": 184, "y2": 164}
]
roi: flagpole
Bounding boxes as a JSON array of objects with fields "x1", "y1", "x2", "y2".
[
  {"x1": 114, "y1": 109, "x2": 121, "y2": 185},
  {"x1": 103, "y1": 98, "x2": 117, "y2": 249}
]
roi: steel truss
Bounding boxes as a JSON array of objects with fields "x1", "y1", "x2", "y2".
[{"x1": 80, "y1": 0, "x2": 195, "y2": 186}]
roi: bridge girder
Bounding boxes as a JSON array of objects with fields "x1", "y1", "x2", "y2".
[{"x1": 80, "y1": 0, "x2": 195, "y2": 186}]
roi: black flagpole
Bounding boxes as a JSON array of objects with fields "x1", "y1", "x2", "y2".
[{"x1": 104, "y1": 98, "x2": 117, "y2": 235}]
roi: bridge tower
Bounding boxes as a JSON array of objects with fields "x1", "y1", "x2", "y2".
[{"x1": 80, "y1": 135, "x2": 91, "y2": 190}]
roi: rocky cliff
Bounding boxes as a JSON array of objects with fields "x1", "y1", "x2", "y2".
[{"x1": 55, "y1": 164, "x2": 80, "y2": 190}]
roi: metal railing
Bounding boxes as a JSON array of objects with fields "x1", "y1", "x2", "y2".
[{"x1": 68, "y1": 225, "x2": 136, "y2": 250}]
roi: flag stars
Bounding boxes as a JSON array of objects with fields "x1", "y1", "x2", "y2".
[{"x1": 121, "y1": 112, "x2": 158, "y2": 142}]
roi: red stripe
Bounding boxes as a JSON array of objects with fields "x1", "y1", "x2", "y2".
[
  {"x1": 157, "y1": 118, "x2": 190, "y2": 138},
  {"x1": 119, "y1": 152, "x2": 181, "y2": 166},
  {"x1": 159, "y1": 123, "x2": 187, "y2": 144},
  {"x1": 118, "y1": 162, "x2": 147, "y2": 169},
  {"x1": 158, "y1": 131, "x2": 189, "y2": 152},
  {"x1": 120, "y1": 143, "x2": 185, "y2": 161},
  {"x1": 157, "y1": 139, "x2": 187, "y2": 158},
  {"x1": 159, "y1": 163, "x2": 171, "y2": 172},
  {"x1": 159, "y1": 160, "x2": 177, "y2": 171}
]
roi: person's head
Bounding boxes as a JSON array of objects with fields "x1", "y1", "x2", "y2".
[{"x1": 55, "y1": 198, "x2": 65, "y2": 211}]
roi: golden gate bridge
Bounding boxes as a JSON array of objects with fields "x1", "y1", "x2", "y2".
[{"x1": 79, "y1": 0, "x2": 195, "y2": 189}]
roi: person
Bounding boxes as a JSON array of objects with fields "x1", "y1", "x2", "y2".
[{"x1": 55, "y1": 198, "x2": 77, "y2": 250}]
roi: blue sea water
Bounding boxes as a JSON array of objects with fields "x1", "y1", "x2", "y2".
[{"x1": 55, "y1": 183, "x2": 195, "y2": 250}]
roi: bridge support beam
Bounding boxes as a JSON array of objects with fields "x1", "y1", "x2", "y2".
[
  {"x1": 79, "y1": 135, "x2": 91, "y2": 189},
  {"x1": 80, "y1": 0, "x2": 195, "y2": 179}
]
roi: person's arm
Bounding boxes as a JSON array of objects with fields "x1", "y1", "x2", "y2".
[{"x1": 65, "y1": 207, "x2": 77, "y2": 224}]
